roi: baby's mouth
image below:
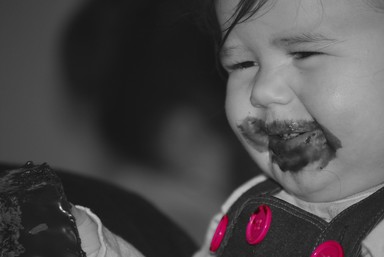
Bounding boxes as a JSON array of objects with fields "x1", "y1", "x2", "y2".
[
  {"x1": 269, "y1": 129, "x2": 328, "y2": 172},
  {"x1": 238, "y1": 118, "x2": 342, "y2": 173}
]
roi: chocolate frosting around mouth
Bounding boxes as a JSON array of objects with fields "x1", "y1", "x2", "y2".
[
  {"x1": 266, "y1": 120, "x2": 320, "y2": 135},
  {"x1": 238, "y1": 118, "x2": 342, "y2": 173},
  {"x1": 269, "y1": 129, "x2": 332, "y2": 172},
  {"x1": 238, "y1": 118, "x2": 269, "y2": 152}
]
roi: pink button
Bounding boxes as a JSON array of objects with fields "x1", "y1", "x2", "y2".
[
  {"x1": 246, "y1": 204, "x2": 272, "y2": 245},
  {"x1": 210, "y1": 215, "x2": 229, "y2": 252},
  {"x1": 311, "y1": 240, "x2": 344, "y2": 257}
]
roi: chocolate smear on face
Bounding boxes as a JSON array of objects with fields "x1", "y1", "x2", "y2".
[
  {"x1": 238, "y1": 118, "x2": 269, "y2": 152},
  {"x1": 238, "y1": 118, "x2": 342, "y2": 173}
]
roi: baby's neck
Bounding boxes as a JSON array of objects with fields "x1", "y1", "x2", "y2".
[{"x1": 275, "y1": 183, "x2": 384, "y2": 222}]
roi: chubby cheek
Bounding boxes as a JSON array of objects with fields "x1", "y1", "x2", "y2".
[
  {"x1": 225, "y1": 84, "x2": 273, "y2": 174},
  {"x1": 225, "y1": 82, "x2": 252, "y2": 131},
  {"x1": 298, "y1": 64, "x2": 384, "y2": 169},
  {"x1": 246, "y1": 146, "x2": 272, "y2": 174},
  {"x1": 297, "y1": 66, "x2": 358, "y2": 138}
]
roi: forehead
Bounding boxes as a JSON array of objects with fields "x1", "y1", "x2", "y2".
[{"x1": 216, "y1": 0, "x2": 382, "y2": 44}]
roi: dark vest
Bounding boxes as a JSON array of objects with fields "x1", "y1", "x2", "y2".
[{"x1": 214, "y1": 179, "x2": 384, "y2": 257}]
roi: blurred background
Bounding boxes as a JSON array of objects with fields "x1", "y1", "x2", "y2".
[{"x1": 0, "y1": 0, "x2": 259, "y2": 244}]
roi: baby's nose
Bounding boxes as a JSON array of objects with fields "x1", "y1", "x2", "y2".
[{"x1": 250, "y1": 67, "x2": 293, "y2": 108}]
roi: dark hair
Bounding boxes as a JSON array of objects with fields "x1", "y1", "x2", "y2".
[
  {"x1": 204, "y1": 0, "x2": 384, "y2": 51},
  {"x1": 199, "y1": 0, "x2": 272, "y2": 56},
  {"x1": 197, "y1": 0, "x2": 273, "y2": 78}
]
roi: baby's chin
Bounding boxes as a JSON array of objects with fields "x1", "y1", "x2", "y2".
[
  {"x1": 269, "y1": 161, "x2": 343, "y2": 202},
  {"x1": 245, "y1": 143, "x2": 345, "y2": 202}
]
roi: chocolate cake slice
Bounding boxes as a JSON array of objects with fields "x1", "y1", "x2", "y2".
[{"x1": 0, "y1": 162, "x2": 86, "y2": 257}]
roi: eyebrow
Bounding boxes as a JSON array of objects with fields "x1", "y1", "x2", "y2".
[
  {"x1": 271, "y1": 32, "x2": 339, "y2": 47},
  {"x1": 219, "y1": 45, "x2": 242, "y2": 60},
  {"x1": 219, "y1": 32, "x2": 339, "y2": 60}
]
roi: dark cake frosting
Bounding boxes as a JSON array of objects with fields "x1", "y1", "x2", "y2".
[{"x1": 0, "y1": 162, "x2": 86, "y2": 257}]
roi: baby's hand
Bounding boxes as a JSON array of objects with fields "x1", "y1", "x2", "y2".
[{"x1": 71, "y1": 205, "x2": 101, "y2": 257}]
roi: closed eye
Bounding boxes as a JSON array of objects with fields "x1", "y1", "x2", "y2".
[
  {"x1": 290, "y1": 51, "x2": 324, "y2": 60},
  {"x1": 226, "y1": 61, "x2": 258, "y2": 72}
]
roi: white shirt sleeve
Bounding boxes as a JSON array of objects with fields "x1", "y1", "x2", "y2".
[{"x1": 75, "y1": 205, "x2": 145, "y2": 257}]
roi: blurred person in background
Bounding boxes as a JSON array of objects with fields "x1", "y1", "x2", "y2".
[
  {"x1": 60, "y1": 0, "x2": 258, "y2": 243},
  {"x1": 0, "y1": 1, "x2": 198, "y2": 255}
]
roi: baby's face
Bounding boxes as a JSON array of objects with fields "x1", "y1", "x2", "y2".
[{"x1": 219, "y1": 0, "x2": 384, "y2": 202}]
